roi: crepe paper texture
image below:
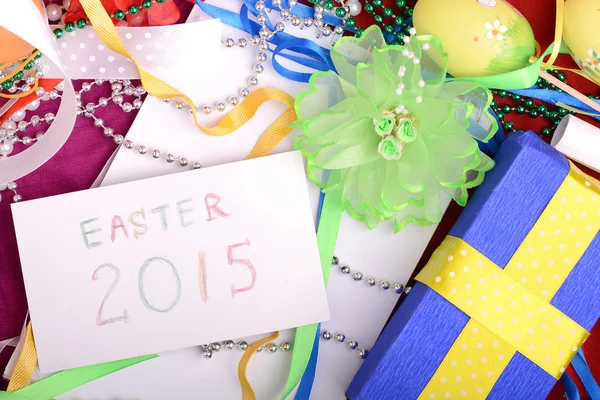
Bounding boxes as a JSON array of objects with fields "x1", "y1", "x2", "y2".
[
  {"x1": 11, "y1": 151, "x2": 329, "y2": 373},
  {"x1": 347, "y1": 131, "x2": 600, "y2": 400}
]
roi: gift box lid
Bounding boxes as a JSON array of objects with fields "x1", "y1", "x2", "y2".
[{"x1": 347, "y1": 132, "x2": 600, "y2": 400}]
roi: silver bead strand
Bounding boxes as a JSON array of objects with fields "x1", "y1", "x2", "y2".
[
  {"x1": 321, "y1": 330, "x2": 369, "y2": 359},
  {"x1": 332, "y1": 256, "x2": 411, "y2": 294},
  {"x1": 200, "y1": 339, "x2": 293, "y2": 359}
]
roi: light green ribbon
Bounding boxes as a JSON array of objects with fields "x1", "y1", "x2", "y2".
[
  {"x1": 0, "y1": 39, "x2": 573, "y2": 400},
  {"x1": 0, "y1": 173, "x2": 344, "y2": 400},
  {"x1": 0, "y1": 356, "x2": 156, "y2": 400},
  {"x1": 281, "y1": 172, "x2": 344, "y2": 399},
  {"x1": 450, "y1": 42, "x2": 569, "y2": 90}
]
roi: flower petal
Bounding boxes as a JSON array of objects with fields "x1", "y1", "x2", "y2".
[
  {"x1": 496, "y1": 34, "x2": 503, "y2": 41},
  {"x1": 418, "y1": 36, "x2": 449, "y2": 98},
  {"x1": 499, "y1": 25, "x2": 508, "y2": 33},
  {"x1": 295, "y1": 71, "x2": 357, "y2": 121},
  {"x1": 484, "y1": 22, "x2": 493, "y2": 30},
  {"x1": 311, "y1": 119, "x2": 380, "y2": 169},
  {"x1": 356, "y1": 63, "x2": 395, "y2": 109},
  {"x1": 434, "y1": 81, "x2": 497, "y2": 142},
  {"x1": 494, "y1": 20, "x2": 501, "y2": 28},
  {"x1": 331, "y1": 25, "x2": 386, "y2": 85}
]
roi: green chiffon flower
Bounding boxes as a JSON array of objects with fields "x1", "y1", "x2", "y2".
[{"x1": 294, "y1": 26, "x2": 498, "y2": 232}]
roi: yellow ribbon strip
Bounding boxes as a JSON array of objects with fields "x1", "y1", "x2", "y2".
[
  {"x1": 416, "y1": 163, "x2": 600, "y2": 399},
  {"x1": 78, "y1": 0, "x2": 297, "y2": 159},
  {"x1": 543, "y1": 0, "x2": 564, "y2": 69},
  {"x1": 238, "y1": 331, "x2": 280, "y2": 400},
  {"x1": 530, "y1": 0, "x2": 598, "y2": 85},
  {"x1": 6, "y1": 323, "x2": 37, "y2": 392},
  {"x1": 7, "y1": 1, "x2": 297, "y2": 395}
]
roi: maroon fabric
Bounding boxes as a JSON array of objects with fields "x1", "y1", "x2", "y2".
[{"x1": 0, "y1": 1, "x2": 194, "y2": 389}]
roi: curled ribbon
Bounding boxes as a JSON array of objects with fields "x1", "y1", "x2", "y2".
[
  {"x1": 453, "y1": 0, "x2": 597, "y2": 89},
  {"x1": 238, "y1": 331, "x2": 280, "y2": 400},
  {"x1": 79, "y1": 0, "x2": 296, "y2": 158},
  {"x1": 195, "y1": 0, "x2": 337, "y2": 83},
  {"x1": 6, "y1": 323, "x2": 36, "y2": 393}
]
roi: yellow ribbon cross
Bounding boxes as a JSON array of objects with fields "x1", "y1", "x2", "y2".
[{"x1": 415, "y1": 163, "x2": 600, "y2": 399}]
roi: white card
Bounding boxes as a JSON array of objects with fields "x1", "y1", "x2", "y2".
[{"x1": 11, "y1": 151, "x2": 329, "y2": 373}]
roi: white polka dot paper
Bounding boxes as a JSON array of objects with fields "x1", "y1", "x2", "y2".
[{"x1": 43, "y1": 19, "x2": 222, "y2": 84}]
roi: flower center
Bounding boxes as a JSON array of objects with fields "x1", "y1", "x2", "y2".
[{"x1": 374, "y1": 108, "x2": 418, "y2": 161}]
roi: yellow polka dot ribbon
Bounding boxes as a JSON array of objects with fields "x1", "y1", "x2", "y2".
[{"x1": 415, "y1": 163, "x2": 600, "y2": 400}]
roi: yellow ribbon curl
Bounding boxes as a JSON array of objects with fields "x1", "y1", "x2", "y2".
[
  {"x1": 531, "y1": 0, "x2": 598, "y2": 85},
  {"x1": 6, "y1": 323, "x2": 37, "y2": 393},
  {"x1": 78, "y1": 0, "x2": 297, "y2": 160},
  {"x1": 238, "y1": 331, "x2": 280, "y2": 400}
]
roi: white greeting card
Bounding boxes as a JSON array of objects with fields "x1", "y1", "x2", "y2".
[
  {"x1": 11, "y1": 151, "x2": 329, "y2": 373},
  {"x1": 52, "y1": 3, "x2": 448, "y2": 398}
]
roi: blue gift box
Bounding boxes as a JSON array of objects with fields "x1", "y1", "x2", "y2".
[{"x1": 346, "y1": 131, "x2": 600, "y2": 400}]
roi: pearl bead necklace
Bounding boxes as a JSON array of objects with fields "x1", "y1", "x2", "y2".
[{"x1": 0, "y1": 182, "x2": 22, "y2": 203}]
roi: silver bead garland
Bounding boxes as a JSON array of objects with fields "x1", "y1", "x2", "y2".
[
  {"x1": 332, "y1": 256, "x2": 412, "y2": 295},
  {"x1": 200, "y1": 339, "x2": 293, "y2": 359},
  {"x1": 321, "y1": 329, "x2": 369, "y2": 359}
]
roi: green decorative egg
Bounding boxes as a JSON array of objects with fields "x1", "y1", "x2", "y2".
[
  {"x1": 563, "y1": 0, "x2": 600, "y2": 85},
  {"x1": 413, "y1": 0, "x2": 536, "y2": 78}
]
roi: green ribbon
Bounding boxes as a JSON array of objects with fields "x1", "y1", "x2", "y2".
[
  {"x1": 1, "y1": 38, "x2": 573, "y2": 399},
  {"x1": 450, "y1": 42, "x2": 569, "y2": 90},
  {"x1": 0, "y1": 173, "x2": 345, "y2": 400},
  {"x1": 448, "y1": 42, "x2": 569, "y2": 90},
  {"x1": 281, "y1": 171, "x2": 344, "y2": 399},
  {"x1": 0, "y1": 355, "x2": 156, "y2": 400}
]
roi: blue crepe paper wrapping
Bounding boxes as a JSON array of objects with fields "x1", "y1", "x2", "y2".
[{"x1": 346, "y1": 131, "x2": 600, "y2": 400}]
